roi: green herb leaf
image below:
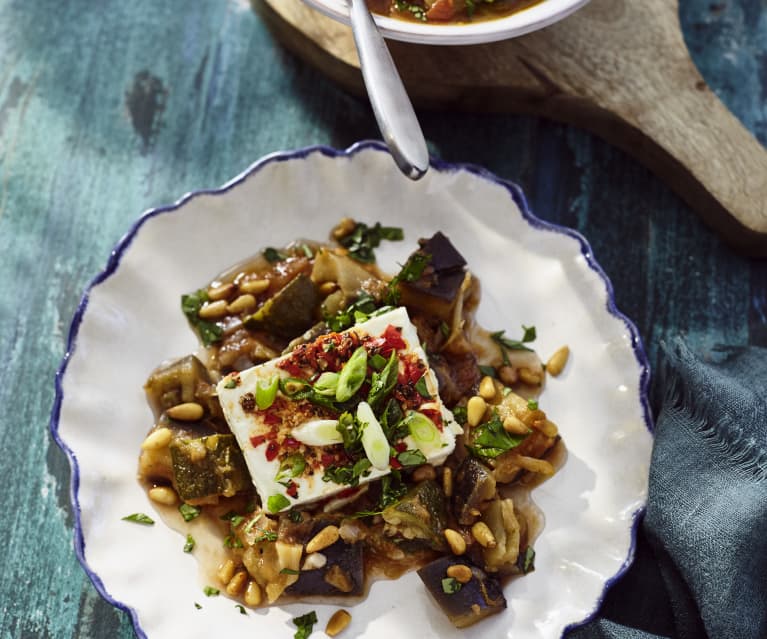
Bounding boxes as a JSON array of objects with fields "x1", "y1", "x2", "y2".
[
  {"x1": 236, "y1": 604, "x2": 247, "y2": 615},
  {"x1": 179, "y1": 503, "x2": 201, "y2": 521},
  {"x1": 276, "y1": 454, "x2": 306, "y2": 482},
  {"x1": 397, "y1": 449, "x2": 427, "y2": 467},
  {"x1": 264, "y1": 247, "x2": 288, "y2": 263},
  {"x1": 336, "y1": 411, "x2": 364, "y2": 456},
  {"x1": 451, "y1": 406, "x2": 468, "y2": 426},
  {"x1": 280, "y1": 568, "x2": 300, "y2": 575},
  {"x1": 478, "y1": 365, "x2": 497, "y2": 378},
  {"x1": 380, "y1": 399, "x2": 408, "y2": 443},
  {"x1": 337, "y1": 221, "x2": 404, "y2": 263},
  {"x1": 322, "y1": 458, "x2": 372, "y2": 487},
  {"x1": 292, "y1": 611, "x2": 318, "y2": 639},
  {"x1": 325, "y1": 291, "x2": 380, "y2": 332},
  {"x1": 384, "y1": 252, "x2": 432, "y2": 305},
  {"x1": 122, "y1": 513, "x2": 154, "y2": 525},
  {"x1": 194, "y1": 602, "x2": 202, "y2": 609},
  {"x1": 267, "y1": 494, "x2": 291, "y2": 513},
  {"x1": 367, "y1": 351, "x2": 399, "y2": 411},
  {"x1": 490, "y1": 325, "x2": 537, "y2": 364},
  {"x1": 379, "y1": 471, "x2": 407, "y2": 508},
  {"x1": 224, "y1": 378, "x2": 238, "y2": 389},
  {"x1": 181, "y1": 290, "x2": 224, "y2": 346},
  {"x1": 439, "y1": 321, "x2": 451, "y2": 339},
  {"x1": 442, "y1": 577, "x2": 463, "y2": 594},
  {"x1": 254, "y1": 529, "x2": 278, "y2": 542},
  {"x1": 203, "y1": 586, "x2": 220, "y2": 597},
  {"x1": 527, "y1": 398, "x2": 539, "y2": 411},
  {"x1": 288, "y1": 511, "x2": 303, "y2": 523},
  {"x1": 414, "y1": 374, "x2": 432, "y2": 399},
  {"x1": 183, "y1": 534, "x2": 195, "y2": 553},
  {"x1": 470, "y1": 412, "x2": 527, "y2": 458},
  {"x1": 518, "y1": 546, "x2": 536, "y2": 574}
]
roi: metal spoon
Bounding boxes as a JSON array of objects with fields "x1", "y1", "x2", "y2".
[{"x1": 348, "y1": 0, "x2": 429, "y2": 180}]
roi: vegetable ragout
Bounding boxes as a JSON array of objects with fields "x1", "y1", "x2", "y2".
[
  {"x1": 137, "y1": 220, "x2": 567, "y2": 631},
  {"x1": 367, "y1": 0, "x2": 542, "y2": 24}
]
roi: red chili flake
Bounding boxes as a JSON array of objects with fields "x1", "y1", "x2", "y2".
[
  {"x1": 250, "y1": 435, "x2": 266, "y2": 448},
  {"x1": 263, "y1": 411, "x2": 280, "y2": 426},
  {"x1": 394, "y1": 441, "x2": 408, "y2": 453},
  {"x1": 390, "y1": 457, "x2": 402, "y2": 470},
  {"x1": 277, "y1": 359, "x2": 304, "y2": 378},
  {"x1": 283, "y1": 437, "x2": 300, "y2": 449},
  {"x1": 286, "y1": 481, "x2": 298, "y2": 498},
  {"x1": 265, "y1": 441, "x2": 279, "y2": 462}
]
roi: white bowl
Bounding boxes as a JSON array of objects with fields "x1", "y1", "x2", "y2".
[
  {"x1": 52, "y1": 141, "x2": 653, "y2": 639},
  {"x1": 301, "y1": 0, "x2": 590, "y2": 45}
]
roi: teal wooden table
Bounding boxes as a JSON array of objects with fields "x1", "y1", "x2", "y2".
[{"x1": 0, "y1": 1, "x2": 764, "y2": 637}]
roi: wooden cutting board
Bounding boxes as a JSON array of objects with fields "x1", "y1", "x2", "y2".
[{"x1": 256, "y1": 0, "x2": 767, "y2": 256}]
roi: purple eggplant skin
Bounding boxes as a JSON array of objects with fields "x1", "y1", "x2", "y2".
[
  {"x1": 417, "y1": 556, "x2": 507, "y2": 628},
  {"x1": 453, "y1": 457, "x2": 497, "y2": 526}
]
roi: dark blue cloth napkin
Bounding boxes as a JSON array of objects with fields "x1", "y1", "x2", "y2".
[{"x1": 568, "y1": 341, "x2": 767, "y2": 639}]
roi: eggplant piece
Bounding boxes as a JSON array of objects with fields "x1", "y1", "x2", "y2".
[
  {"x1": 285, "y1": 522, "x2": 365, "y2": 597},
  {"x1": 169, "y1": 433, "x2": 250, "y2": 503},
  {"x1": 382, "y1": 480, "x2": 448, "y2": 551},
  {"x1": 453, "y1": 457, "x2": 497, "y2": 526},
  {"x1": 417, "y1": 556, "x2": 506, "y2": 628},
  {"x1": 144, "y1": 355, "x2": 212, "y2": 417},
  {"x1": 243, "y1": 273, "x2": 319, "y2": 339},
  {"x1": 397, "y1": 233, "x2": 468, "y2": 320}
]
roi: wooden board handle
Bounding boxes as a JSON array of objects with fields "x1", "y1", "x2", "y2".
[{"x1": 258, "y1": 0, "x2": 767, "y2": 255}]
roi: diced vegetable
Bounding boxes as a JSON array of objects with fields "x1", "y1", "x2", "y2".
[
  {"x1": 169, "y1": 434, "x2": 250, "y2": 503},
  {"x1": 382, "y1": 480, "x2": 447, "y2": 551},
  {"x1": 417, "y1": 556, "x2": 506, "y2": 628},
  {"x1": 453, "y1": 457, "x2": 496, "y2": 526},
  {"x1": 244, "y1": 273, "x2": 319, "y2": 339},
  {"x1": 144, "y1": 355, "x2": 212, "y2": 416},
  {"x1": 480, "y1": 498, "x2": 521, "y2": 573}
]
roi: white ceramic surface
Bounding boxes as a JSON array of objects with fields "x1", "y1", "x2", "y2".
[
  {"x1": 301, "y1": 0, "x2": 590, "y2": 45},
  {"x1": 52, "y1": 141, "x2": 653, "y2": 639}
]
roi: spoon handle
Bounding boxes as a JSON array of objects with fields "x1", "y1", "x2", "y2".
[{"x1": 349, "y1": 0, "x2": 428, "y2": 180}]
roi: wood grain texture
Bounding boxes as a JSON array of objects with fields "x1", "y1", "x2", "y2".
[
  {"x1": 258, "y1": 0, "x2": 767, "y2": 256},
  {"x1": 0, "y1": 0, "x2": 764, "y2": 637}
]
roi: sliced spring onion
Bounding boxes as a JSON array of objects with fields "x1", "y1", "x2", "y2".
[
  {"x1": 291, "y1": 419, "x2": 342, "y2": 446},
  {"x1": 313, "y1": 371, "x2": 339, "y2": 397},
  {"x1": 357, "y1": 401, "x2": 390, "y2": 470},
  {"x1": 256, "y1": 376, "x2": 279, "y2": 409},
  {"x1": 406, "y1": 411, "x2": 442, "y2": 454},
  {"x1": 336, "y1": 346, "x2": 368, "y2": 402}
]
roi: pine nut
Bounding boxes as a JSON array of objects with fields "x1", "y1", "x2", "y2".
[
  {"x1": 207, "y1": 282, "x2": 235, "y2": 301},
  {"x1": 503, "y1": 415, "x2": 529, "y2": 435},
  {"x1": 306, "y1": 525, "x2": 340, "y2": 553},
  {"x1": 325, "y1": 609, "x2": 352, "y2": 637},
  {"x1": 478, "y1": 376, "x2": 496, "y2": 401},
  {"x1": 240, "y1": 278, "x2": 270, "y2": 295},
  {"x1": 546, "y1": 346, "x2": 570, "y2": 377},
  {"x1": 446, "y1": 564, "x2": 473, "y2": 584},
  {"x1": 148, "y1": 486, "x2": 178, "y2": 506},
  {"x1": 226, "y1": 570, "x2": 248, "y2": 595},
  {"x1": 442, "y1": 467, "x2": 453, "y2": 497},
  {"x1": 498, "y1": 366, "x2": 518, "y2": 385},
  {"x1": 466, "y1": 396, "x2": 487, "y2": 427},
  {"x1": 217, "y1": 559, "x2": 235, "y2": 584},
  {"x1": 198, "y1": 300, "x2": 228, "y2": 319},
  {"x1": 332, "y1": 217, "x2": 356, "y2": 240},
  {"x1": 412, "y1": 464, "x2": 436, "y2": 482},
  {"x1": 518, "y1": 368, "x2": 542, "y2": 386},
  {"x1": 141, "y1": 427, "x2": 172, "y2": 450},
  {"x1": 444, "y1": 529, "x2": 467, "y2": 555},
  {"x1": 318, "y1": 281, "x2": 339, "y2": 296},
  {"x1": 302, "y1": 552, "x2": 327, "y2": 571},
  {"x1": 166, "y1": 402, "x2": 204, "y2": 421},
  {"x1": 244, "y1": 580, "x2": 262, "y2": 606},
  {"x1": 540, "y1": 419, "x2": 559, "y2": 437},
  {"x1": 227, "y1": 294, "x2": 256, "y2": 314},
  {"x1": 471, "y1": 522, "x2": 497, "y2": 548},
  {"x1": 515, "y1": 455, "x2": 555, "y2": 475}
]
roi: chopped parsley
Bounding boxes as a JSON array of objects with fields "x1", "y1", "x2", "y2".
[
  {"x1": 397, "y1": 449, "x2": 427, "y2": 467},
  {"x1": 337, "y1": 221, "x2": 404, "y2": 263},
  {"x1": 451, "y1": 405, "x2": 468, "y2": 426},
  {"x1": 384, "y1": 252, "x2": 431, "y2": 305},
  {"x1": 122, "y1": 513, "x2": 154, "y2": 525},
  {"x1": 280, "y1": 568, "x2": 300, "y2": 575},
  {"x1": 527, "y1": 398, "x2": 539, "y2": 411},
  {"x1": 183, "y1": 534, "x2": 195, "y2": 553},
  {"x1": 263, "y1": 247, "x2": 288, "y2": 263},
  {"x1": 292, "y1": 611, "x2": 318, "y2": 639},
  {"x1": 276, "y1": 454, "x2": 307, "y2": 482},
  {"x1": 255, "y1": 529, "x2": 278, "y2": 542},
  {"x1": 203, "y1": 586, "x2": 220, "y2": 597},
  {"x1": 478, "y1": 365, "x2": 497, "y2": 378},
  {"x1": 414, "y1": 374, "x2": 432, "y2": 399},
  {"x1": 235, "y1": 604, "x2": 247, "y2": 615},
  {"x1": 394, "y1": 0, "x2": 427, "y2": 20},
  {"x1": 518, "y1": 546, "x2": 536, "y2": 574},
  {"x1": 194, "y1": 602, "x2": 202, "y2": 610},
  {"x1": 325, "y1": 291, "x2": 380, "y2": 332},
  {"x1": 367, "y1": 351, "x2": 399, "y2": 411},
  {"x1": 469, "y1": 412, "x2": 527, "y2": 458},
  {"x1": 441, "y1": 577, "x2": 463, "y2": 594},
  {"x1": 490, "y1": 325, "x2": 536, "y2": 364},
  {"x1": 322, "y1": 458, "x2": 372, "y2": 487},
  {"x1": 181, "y1": 289, "x2": 223, "y2": 346},
  {"x1": 288, "y1": 510, "x2": 303, "y2": 523},
  {"x1": 267, "y1": 494, "x2": 291, "y2": 513}
]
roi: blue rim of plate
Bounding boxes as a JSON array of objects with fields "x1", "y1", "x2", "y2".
[{"x1": 49, "y1": 139, "x2": 654, "y2": 639}]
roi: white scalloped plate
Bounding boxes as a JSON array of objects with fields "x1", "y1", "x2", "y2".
[{"x1": 52, "y1": 141, "x2": 653, "y2": 639}]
